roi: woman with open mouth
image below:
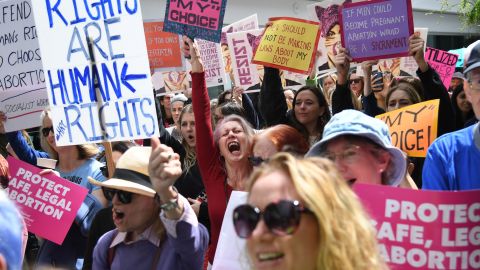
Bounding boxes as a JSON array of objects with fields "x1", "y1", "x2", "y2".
[
  {"x1": 184, "y1": 36, "x2": 255, "y2": 265},
  {"x1": 307, "y1": 109, "x2": 407, "y2": 188},
  {"x1": 90, "y1": 138, "x2": 208, "y2": 270},
  {"x1": 233, "y1": 153, "x2": 387, "y2": 270}
]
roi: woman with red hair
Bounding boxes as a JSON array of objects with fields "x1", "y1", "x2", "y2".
[{"x1": 250, "y1": 124, "x2": 310, "y2": 166}]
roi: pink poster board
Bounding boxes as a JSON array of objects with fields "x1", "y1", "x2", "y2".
[
  {"x1": 164, "y1": 0, "x2": 227, "y2": 42},
  {"x1": 339, "y1": 0, "x2": 414, "y2": 62},
  {"x1": 424, "y1": 47, "x2": 459, "y2": 90},
  {"x1": 354, "y1": 184, "x2": 480, "y2": 270},
  {"x1": 5, "y1": 157, "x2": 88, "y2": 245}
]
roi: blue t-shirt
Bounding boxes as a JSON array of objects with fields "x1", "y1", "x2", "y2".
[
  {"x1": 58, "y1": 158, "x2": 106, "y2": 193},
  {"x1": 423, "y1": 124, "x2": 480, "y2": 190}
]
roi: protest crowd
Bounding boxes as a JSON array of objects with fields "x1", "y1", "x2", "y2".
[{"x1": 0, "y1": 0, "x2": 479, "y2": 269}]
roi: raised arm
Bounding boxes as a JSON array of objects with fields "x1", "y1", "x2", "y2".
[
  {"x1": 331, "y1": 47, "x2": 354, "y2": 114},
  {"x1": 259, "y1": 67, "x2": 288, "y2": 126},
  {"x1": 409, "y1": 34, "x2": 455, "y2": 136}
]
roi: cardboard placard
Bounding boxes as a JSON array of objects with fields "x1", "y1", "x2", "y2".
[
  {"x1": 340, "y1": 0, "x2": 414, "y2": 62},
  {"x1": 226, "y1": 29, "x2": 264, "y2": 90},
  {"x1": 212, "y1": 191, "x2": 249, "y2": 270},
  {"x1": 221, "y1": 14, "x2": 259, "y2": 88},
  {"x1": 424, "y1": 47, "x2": 459, "y2": 90},
  {"x1": 448, "y1": 48, "x2": 465, "y2": 68},
  {"x1": 376, "y1": 99, "x2": 439, "y2": 158},
  {"x1": 5, "y1": 157, "x2": 88, "y2": 245},
  {"x1": 354, "y1": 184, "x2": 480, "y2": 270},
  {"x1": 163, "y1": 0, "x2": 227, "y2": 43},
  {"x1": 0, "y1": 0, "x2": 49, "y2": 131},
  {"x1": 252, "y1": 17, "x2": 320, "y2": 75},
  {"x1": 196, "y1": 38, "x2": 227, "y2": 88},
  {"x1": 143, "y1": 21, "x2": 184, "y2": 71},
  {"x1": 31, "y1": 0, "x2": 159, "y2": 146}
]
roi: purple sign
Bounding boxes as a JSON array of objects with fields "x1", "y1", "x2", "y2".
[{"x1": 340, "y1": 0, "x2": 414, "y2": 62}]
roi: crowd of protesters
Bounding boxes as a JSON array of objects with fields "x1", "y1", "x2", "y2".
[{"x1": 0, "y1": 13, "x2": 479, "y2": 270}]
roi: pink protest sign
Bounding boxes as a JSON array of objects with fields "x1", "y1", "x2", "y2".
[
  {"x1": 163, "y1": 0, "x2": 227, "y2": 43},
  {"x1": 354, "y1": 184, "x2": 480, "y2": 270},
  {"x1": 424, "y1": 47, "x2": 459, "y2": 90},
  {"x1": 339, "y1": 0, "x2": 414, "y2": 62},
  {"x1": 5, "y1": 157, "x2": 88, "y2": 245}
]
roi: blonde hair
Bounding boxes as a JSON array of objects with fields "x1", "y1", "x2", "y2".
[
  {"x1": 179, "y1": 104, "x2": 196, "y2": 173},
  {"x1": 247, "y1": 153, "x2": 388, "y2": 270},
  {"x1": 40, "y1": 109, "x2": 99, "y2": 160}
]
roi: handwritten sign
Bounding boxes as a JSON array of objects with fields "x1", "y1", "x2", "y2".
[
  {"x1": 354, "y1": 184, "x2": 480, "y2": 270},
  {"x1": 196, "y1": 39, "x2": 226, "y2": 88},
  {"x1": 425, "y1": 48, "x2": 459, "y2": 90},
  {"x1": 144, "y1": 21, "x2": 184, "y2": 71},
  {"x1": 5, "y1": 157, "x2": 87, "y2": 245},
  {"x1": 0, "y1": 0, "x2": 49, "y2": 131},
  {"x1": 340, "y1": 0, "x2": 414, "y2": 62},
  {"x1": 31, "y1": 0, "x2": 159, "y2": 146},
  {"x1": 221, "y1": 14, "x2": 259, "y2": 86},
  {"x1": 226, "y1": 29, "x2": 264, "y2": 90},
  {"x1": 163, "y1": 0, "x2": 227, "y2": 43},
  {"x1": 252, "y1": 17, "x2": 320, "y2": 75},
  {"x1": 212, "y1": 191, "x2": 248, "y2": 270},
  {"x1": 376, "y1": 100, "x2": 439, "y2": 158}
]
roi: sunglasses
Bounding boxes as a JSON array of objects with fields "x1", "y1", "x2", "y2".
[
  {"x1": 233, "y1": 200, "x2": 312, "y2": 239},
  {"x1": 248, "y1": 156, "x2": 268, "y2": 167},
  {"x1": 41, "y1": 126, "x2": 54, "y2": 137},
  {"x1": 349, "y1": 79, "x2": 362, "y2": 84},
  {"x1": 102, "y1": 187, "x2": 134, "y2": 204}
]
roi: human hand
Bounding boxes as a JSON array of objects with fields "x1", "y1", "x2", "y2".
[
  {"x1": 148, "y1": 137, "x2": 182, "y2": 197},
  {"x1": 182, "y1": 36, "x2": 204, "y2": 73},
  {"x1": 334, "y1": 47, "x2": 352, "y2": 85},
  {"x1": 409, "y1": 33, "x2": 427, "y2": 72}
]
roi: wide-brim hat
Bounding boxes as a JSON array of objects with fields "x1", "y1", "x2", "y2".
[
  {"x1": 306, "y1": 110, "x2": 406, "y2": 186},
  {"x1": 88, "y1": 147, "x2": 156, "y2": 197}
]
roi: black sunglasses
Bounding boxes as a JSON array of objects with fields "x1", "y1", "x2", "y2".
[
  {"x1": 349, "y1": 78, "x2": 362, "y2": 84},
  {"x1": 102, "y1": 187, "x2": 134, "y2": 204},
  {"x1": 248, "y1": 156, "x2": 268, "y2": 167},
  {"x1": 41, "y1": 126, "x2": 54, "y2": 137},
  {"x1": 233, "y1": 200, "x2": 312, "y2": 239}
]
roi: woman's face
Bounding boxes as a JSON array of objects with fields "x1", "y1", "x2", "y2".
[
  {"x1": 247, "y1": 170, "x2": 319, "y2": 270},
  {"x1": 456, "y1": 91, "x2": 473, "y2": 114},
  {"x1": 294, "y1": 90, "x2": 324, "y2": 127},
  {"x1": 42, "y1": 116, "x2": 57, "y2": 151},
  {"x1": 252, "y1": 134, "x2": 278, "y2": 161},
  {"x1": 171, "y1": 101, "x2": 184, "y2": 125},
  {"x1": 218, "y1": 120, "x2": 250, "y2": 162},
  {"x1": 324, "y1": 137, "x2": 389, "y2": 186},
  {"x1": 349, "y1": 74, "x2": 363, "y2": 97},
  {"x1": 322, "y1": 77, "x2": 335, "y2": 92},
  {"x1": 325, "y1": 24, "x2": 341, "y2": 68},
  {"x1": 387, "y1": 89, "x2": 413, "y2": 112},
  {"x1": 180, "y1": 112, "x2": 196, "y2": 148},
  {"x1": 112, "y1": 192, "x2": 159, "y2": 237}
]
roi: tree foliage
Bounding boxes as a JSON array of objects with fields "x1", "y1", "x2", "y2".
[{"x1": 440, "y1": 0, "x2": 480, "y2": 27}]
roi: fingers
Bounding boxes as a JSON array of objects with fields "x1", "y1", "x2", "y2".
[
  {"x1": 188, "y1": 198, "x2": 200, "y2": 204},
  {"x1": 39, "y1": 169, "x2": 60, "y2": 177},
  {"x1": 150, "y1": 136, "x2": 160, "y2": 150}
]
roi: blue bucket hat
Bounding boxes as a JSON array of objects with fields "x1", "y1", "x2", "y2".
[
  {"x1": 306, "y1": 110, "x2": 406, "y2": 186},
  {"x1": 0, "y1": 190, "x2": 23, "y2": 270}
]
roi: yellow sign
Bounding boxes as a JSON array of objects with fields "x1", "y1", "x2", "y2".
[
  {"x1": 376, "y1": 99, "x2": 439, "y2": 158},
  {"x1": 252, "y1": 17, "x2": 320, "y2": 75}
]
